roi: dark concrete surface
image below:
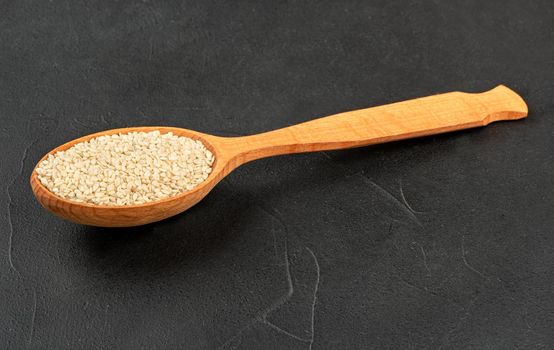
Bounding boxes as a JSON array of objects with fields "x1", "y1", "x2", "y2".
[{"x1": 1, "y1": 0, "x2": 553, "y2": 349}]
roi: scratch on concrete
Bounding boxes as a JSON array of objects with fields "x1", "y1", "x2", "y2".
[
  {"x1": 264, "y1": 320, "x2": 310, "y2": 342},
  {"x1": 100, "y1": 114, "x2": 109, "y2": 125},
  {"x1": 359, "y1": 174, "x2": 422, "y2": 227},
  {"x1": 26, "y1": 289, "x2": 37, "y2": 349},
  {"x1": 100, "y1": 304, "x2": 109, "y2": 350},
  {"x1": 72, "y1": 117, "x2": 91, "y2": 128},
  {"x1": 219, "y1": 240, "x2": 299, "y2": 349},
  {"x1": 414, "y1": 241, "x2": 431, "y2": 276},
  {"x1": 391, "y1": 269, "x2": 460, "y2": 306},
  {"x1": 7, "y1": 138, "x2": 38, "y2": 274},
  {"x1": 260, "y1": 239, "x2": 294, "y2": 319},
  {"x1": 399, "y1": 179, "x2": 424, "y2": 214},
  {"x1": 6, "y1": 189, "x2": 18, "y2": 274},
  {"x1": 461, "y1": 236, "x2": 485, "y2": 278},
  {"x1": 306, "y1": 247, "x2": 321, "y2": 350},
  {"x1": 253, "y1": 198, "x2": 306, "y2": 262},
  {"x1": 460, "y1": 238, "x2": 520, "y2": 308},
  {"x1": 270, "y1": 224, "x2": 279, "y2": 262},
  {"x1": 218, "y1": 180, "x2": 320, "y2": 347},
  {"x1": 523, "y1": 314, "x2": 532, "y2": 330}
]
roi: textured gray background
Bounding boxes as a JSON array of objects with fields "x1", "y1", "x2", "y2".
[{"x1": 1, "y1": 0, "x2": 553, "y2": 349}]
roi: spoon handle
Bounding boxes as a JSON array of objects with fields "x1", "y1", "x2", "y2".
[{"x1": 219, "y1": 85, "x2": 527, "y2": 165}]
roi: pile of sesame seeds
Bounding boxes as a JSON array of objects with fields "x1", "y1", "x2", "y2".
[{"x1": 36, "y1": 130, "x2": 214, "y2": 206}]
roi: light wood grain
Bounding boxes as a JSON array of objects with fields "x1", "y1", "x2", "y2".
[{"x1": 30, "y1": 85, "x2": 527, "y2": 226}]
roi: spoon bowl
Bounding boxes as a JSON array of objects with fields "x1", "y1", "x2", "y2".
[
  {"x1": 30, "y1": 85, "x2": 527, "y2": 227},
  {"x1": 30, "y1": 126, "x2": 233, "y2": 226}
]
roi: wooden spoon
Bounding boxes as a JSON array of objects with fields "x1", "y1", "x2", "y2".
[{"x1": 30, "y1": 85, "x2": 527, "y2": 227}]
